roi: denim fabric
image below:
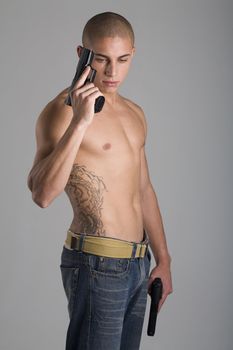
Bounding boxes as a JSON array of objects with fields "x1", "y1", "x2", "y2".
[{"x1": 60, "y1": 240, "x2": 151, "y2": 350}]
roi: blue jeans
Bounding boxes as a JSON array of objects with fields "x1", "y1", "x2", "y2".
[{"x1": 60, "y1": 238, "x2": 152, "y2": 350}]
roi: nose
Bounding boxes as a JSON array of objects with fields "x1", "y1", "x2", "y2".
[{"x1": 105, "y1": 61, "x2": 117, "y2": 77}]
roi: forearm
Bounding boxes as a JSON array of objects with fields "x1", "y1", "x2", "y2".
[
  {"x1": 141, "y1": 185, "x2": 171, "y2": 265},
  {"x1": 30, "y1": 119, "x2": 88, "y2": 207}
]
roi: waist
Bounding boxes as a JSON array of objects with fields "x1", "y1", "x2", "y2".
[{"x1": 64, "y1": 229, "x2": 149, "y2": 258}]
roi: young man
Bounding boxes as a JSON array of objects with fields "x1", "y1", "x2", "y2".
[{"x1": 27, "y1": 11, "x2": 172, "y2": 350}]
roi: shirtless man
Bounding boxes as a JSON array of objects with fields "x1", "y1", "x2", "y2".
[{"x1": 27, "y1": 12, "x2": 172, "y2": 350}]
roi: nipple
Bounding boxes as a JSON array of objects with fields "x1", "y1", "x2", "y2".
[{"x1": 102, "y1": 143, "x2": 111, "y2": 150}]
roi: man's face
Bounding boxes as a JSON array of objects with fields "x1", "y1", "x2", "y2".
[{"x1": 77, "y1": 36, "x2": 135, "y2": 93}]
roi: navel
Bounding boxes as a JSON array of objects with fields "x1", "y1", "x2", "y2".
[{"x1": 102, "y1": 142, "x2": 111, "y2": 150}]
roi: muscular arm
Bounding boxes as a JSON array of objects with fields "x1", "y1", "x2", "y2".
[
  {"x1": 138, "y1": 107, "x2": 171, "y2": 265},
  {"x1": 141, "y1": 147, "x2": 171, "y2": 264},
  {"x1": 27, "y1": 98, "x2": 88, "y2": 208}
]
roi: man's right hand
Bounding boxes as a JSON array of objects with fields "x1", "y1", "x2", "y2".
[{"x1": 69, "y1": 65, "x2": 104, "y2": 126}]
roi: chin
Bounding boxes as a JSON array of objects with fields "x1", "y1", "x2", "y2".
[
  {"x1": 100, "y1": 82, "x2": 121, "y2": 92},
  {"x1": 102, "y1": 86, "x2": 118, "y2": 91}
]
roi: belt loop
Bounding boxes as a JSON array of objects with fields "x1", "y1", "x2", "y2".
[
  {"x1": 138, "y1": 243, "x2": 141, "y2": 258},
  {"x1": 139, "y1": 243, "x2": 143, "y2": 258},
  {"x1": 143, "y1": 229, "x2": 149, "y2": 244},
  {"x1": 70, "y1": 236, "x2": 76, "y2": 249},
  {"x1": 131, "y1": 242, "x2": 137, "y2": 259},
  {"x1": 78, "y1": 234, "x2": 85, "y2": 251}
]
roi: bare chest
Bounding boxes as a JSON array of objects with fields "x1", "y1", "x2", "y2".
[{"x1": 75, "y1": 108, "x2": 144, "y2": 162}]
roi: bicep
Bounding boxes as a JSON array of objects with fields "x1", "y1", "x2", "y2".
[
  {"x1": 27, "y1": 101, "x2": 69, "y2": 190},
  {"x1": 32, "y1": 103, "x2": 58, "y2": 166},
  {"x1": 27, "y1": 115, "x2": 55, "y2": 191},
  {"x1": 27, "y1": 143, "x2": 52, "y2": 191}
]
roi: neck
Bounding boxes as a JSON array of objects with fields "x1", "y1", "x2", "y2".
[{"x1": 102, "y1": 91, "x2": 119, "y2": 106}]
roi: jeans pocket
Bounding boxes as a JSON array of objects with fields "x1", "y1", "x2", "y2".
[
  {"x1": 60, "y1": 265, "x2": 80, "y2": 317},
  {"x1": 90, "y1": 255, "x2": 131, "y2": 277}
]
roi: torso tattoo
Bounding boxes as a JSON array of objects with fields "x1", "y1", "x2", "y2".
[{"x1": 65, "y1": 163, "x2": 108, "y2": 236}]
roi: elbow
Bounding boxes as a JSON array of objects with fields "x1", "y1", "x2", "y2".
[
  {"x1": 32, "y1": 191, "x2": 49, "y2": 208},
  {"x1": 32, "y1": 187, "x2": 52, "y2": 208},
  {"x1": 32, "y1": 185, "x2": 61, "y2": 208},
  {"x1": 27, "y1": 173, "x2": 34, "y2": 192},
  {"x1": 27, "y1": 176, "x2": 49, "y2": 208},
  {"x1": 28, "y1": 175, "x2": 62, "y2": 208}
]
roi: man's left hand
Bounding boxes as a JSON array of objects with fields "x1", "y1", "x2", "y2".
[{"x1": 147, "y1": 262, "x2": 173, "y2": 313}]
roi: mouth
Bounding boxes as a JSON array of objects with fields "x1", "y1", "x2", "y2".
[{"x1": 102, "y1": 81, "x2": 119, "y2": 86}]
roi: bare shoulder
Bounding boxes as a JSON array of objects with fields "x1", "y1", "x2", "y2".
[
  {"x1": 35, "y1": 87, "x2": 72, "y2": 144},
  {"x1": 32, "y1": 88, "x2": 72, "y2": 166},
  {"x1": 122, "y1": 96, "x2": 147, "y2": 139}
]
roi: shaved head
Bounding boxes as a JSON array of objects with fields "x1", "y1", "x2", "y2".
[{"x1": 82, "y1": 12, "x2": 135, "y2": 48}]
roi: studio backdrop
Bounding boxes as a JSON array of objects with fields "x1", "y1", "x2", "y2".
[{"x1": 0, "y1": 1, "x2": 232, "y2": 349}]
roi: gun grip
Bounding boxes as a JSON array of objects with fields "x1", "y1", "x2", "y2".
[
  {"x1": 94, "y1": 96, "x2": 105, "y2": 113},
  {"x1": 65, "y1": 64, "x2": 105, "y2": 113},
  {"x1": 147, "y1": 277, "x2": 163, "y2": 336}
]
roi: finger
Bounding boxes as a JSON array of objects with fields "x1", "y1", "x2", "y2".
[
  {"x1": 158, "y1": 303, "x2": 162, "y2": 313},
  {"x1": 85, "y1": 90, "x2": 104, "y2": 102},
  {"x1": 72, "y1": 86, "x2": 99, "y2": 100},
  {"x1": 157, "y1": 300, "x2": 162, "y2": 313},
  {"x1": 73, "y1": 65, "x2": 91, "y2": 89},
  {"x1": 80, "y1": 87, "x2": 100, "y2": 99},
  {"x1": 71, "y1": 89, "x2": 103, "y2": 107},
  {"x1": 70, "y1": 82, "x2": 95, "y2": 97},
  {"x1": 158, "y1": 293, "x2": 166, "y2": 312},
  {"x1": 77, "y1": 82, "x2": 95, "y2": 93}
]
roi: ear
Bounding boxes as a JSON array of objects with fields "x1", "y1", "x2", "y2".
[
  {"x1": 76, "y1": 45, "x2": 83, "y2": 58},
  {"x1": 131, "y1": 46, "x2": 136, "y2": 57}
]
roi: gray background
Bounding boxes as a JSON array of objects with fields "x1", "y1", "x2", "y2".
[{"x1": 1, "y1": 0, "x2": 232, "y2": 349}]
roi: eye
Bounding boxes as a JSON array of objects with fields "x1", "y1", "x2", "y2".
[{"x1": 95, "y1": 58, "x2": 107, "y2": 63}]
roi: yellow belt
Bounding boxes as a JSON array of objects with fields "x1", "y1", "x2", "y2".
[{"x1": 65, "y1": 229, "x2": 149, "y2": 258}]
